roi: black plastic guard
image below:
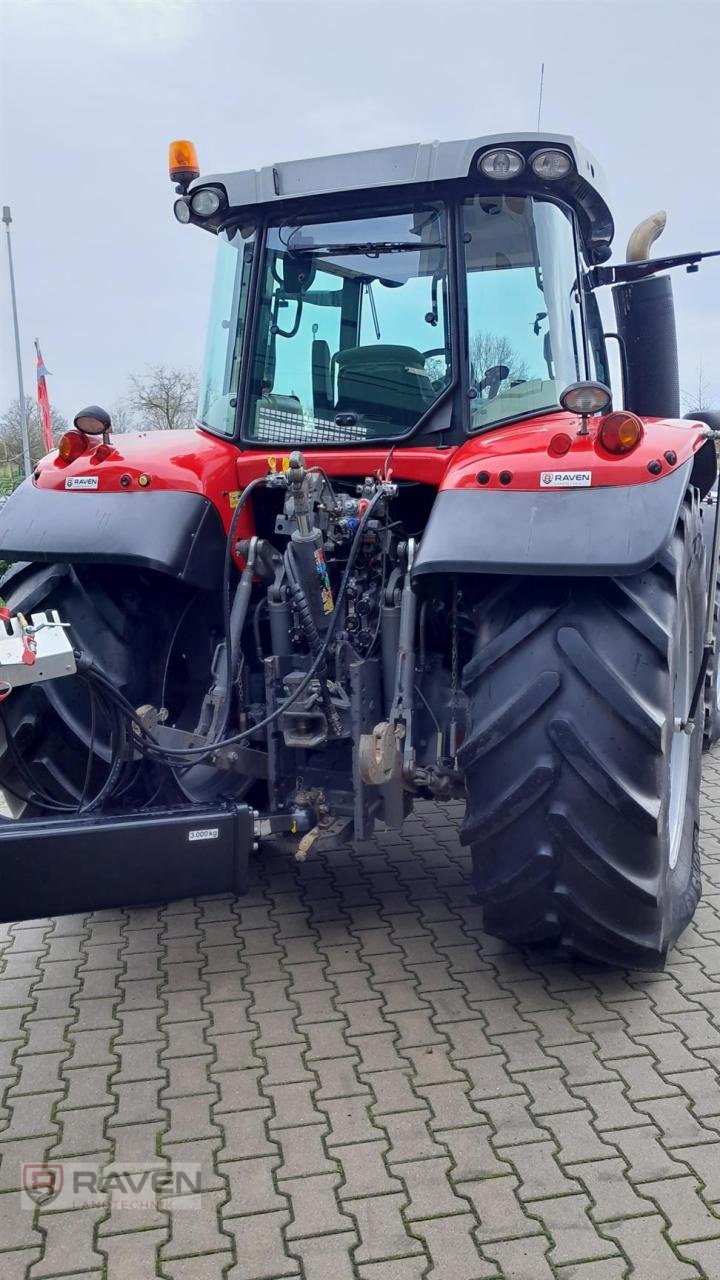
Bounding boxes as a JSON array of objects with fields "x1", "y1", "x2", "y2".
[
  {"x1": 0, "y1": 803, "x2": 253, "y2": 923},
  {"x1": 413, "y1": 461, "x2": 693, "y2": 580},
  {"x1": 0, "y1": 482, "x2": 227, "y2": 589}
]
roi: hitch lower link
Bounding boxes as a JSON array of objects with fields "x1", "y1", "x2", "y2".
[{"x1": 358, "y1": 538, "x2": 417, "y2": 787}]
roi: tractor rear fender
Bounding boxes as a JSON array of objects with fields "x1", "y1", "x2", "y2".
[
  {"x1": 412, "y1": 459, "x2": 698, "y2": 579},
  {"x1": 0, "y1": 480, "x2": 227, "y2": 589}
]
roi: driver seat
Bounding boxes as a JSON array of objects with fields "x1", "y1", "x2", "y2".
[{"x1": 333, "y1": 344, "x2": 434, "y2": 427}]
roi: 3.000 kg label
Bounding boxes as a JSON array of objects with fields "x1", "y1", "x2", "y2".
[
  {"x1": 188, "y1": 828, "x2": 219, "y2": 842},
  {"x1": 540, "y1": 471, "x2": 592, "y2": 488}
]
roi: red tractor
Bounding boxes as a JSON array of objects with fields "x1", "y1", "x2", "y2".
[{"x1": 0, "y1": 133, "x2": 718, "y2": 967}]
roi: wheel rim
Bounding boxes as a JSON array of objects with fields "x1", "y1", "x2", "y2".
[{"x1": 669, "y1": 597, "x2": 692, "y2": 869}]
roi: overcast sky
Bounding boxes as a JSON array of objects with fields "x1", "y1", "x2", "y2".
[{"x1": 1, "y1": 0, "x2": 718, "y2": 423}]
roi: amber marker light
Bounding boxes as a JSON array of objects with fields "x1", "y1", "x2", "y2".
[
  {"x1": 169, "y1": 140, "x2": 200, "y2": 188},
  {"x1": 598, "y1": 411, "x2": 644, "y2": 455},
  {"x1": 57, "y1": 431, "x2": 88, "y2": 463}
]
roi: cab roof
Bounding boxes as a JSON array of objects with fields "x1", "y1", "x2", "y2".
[{"x1": 189, "y1": 132, "x2": 614, "y2": 262}]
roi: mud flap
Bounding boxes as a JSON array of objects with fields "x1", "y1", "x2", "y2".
[{"x1": 0, "y1": 803, "x2": 254, "y2": 923}]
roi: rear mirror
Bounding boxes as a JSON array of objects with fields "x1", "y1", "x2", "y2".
[
  {"x1": 683, "y1": 410, "x2": 720, "y2": 434},
  {"x1": 481, "y1": 365, "x2": 510, "y2": 399},
  {"x1": 282, "y1": 253, "x2": 316, "y2": 295}
]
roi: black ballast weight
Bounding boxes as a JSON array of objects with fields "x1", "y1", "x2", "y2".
[{"x1": 0, "y1": 802, "x2": 254, "y2": 923}]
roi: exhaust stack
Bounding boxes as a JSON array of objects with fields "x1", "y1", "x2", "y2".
[{"x1": 614, "y1": 210, "x2": 679, "y2": 418}]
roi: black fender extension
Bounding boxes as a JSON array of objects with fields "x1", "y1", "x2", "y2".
[
  {"x1": 412, "y1": 460, "x2": 696, "y2": 580},
  {"x1": 0, "y1": 481, "x2": 227, "y2": 589}
]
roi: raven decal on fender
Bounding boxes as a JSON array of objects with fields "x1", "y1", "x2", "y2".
[{"x1": 539, "y1": 471, "x2": 592, "y2": 488}]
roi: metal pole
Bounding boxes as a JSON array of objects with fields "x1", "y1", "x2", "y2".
[{"x1": 2, "y1": 206, "x2": 32, "y2": 478}]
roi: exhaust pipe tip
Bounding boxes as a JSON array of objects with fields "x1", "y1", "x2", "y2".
[{"x1": 626, "y1": 210, "x2": 667, "y2": 263}]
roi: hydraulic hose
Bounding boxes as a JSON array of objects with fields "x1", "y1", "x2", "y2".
[
  {"x1": 284, "y1": 545, "x2": 343, "y2": 737},
  {"x1": 0, "y1": 672, "x2": 124, "y2": 814},
  {"x1": 80, "y1": 484, "x2": 390, "y2": 768},
  {"x1": 284, "y1": 548, "x2": 323, "y2": 655},
  {"x1": 219, "y1": 476, "x2": 268, "y2": 737}
]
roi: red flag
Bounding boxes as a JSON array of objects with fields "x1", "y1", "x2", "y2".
[{"x1": 35, "y1": 340, "x2": 54, "y2": 453}]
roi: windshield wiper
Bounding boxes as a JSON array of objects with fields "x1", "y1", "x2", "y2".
[{"x1": 292, "y1": 240, "x2": 445, "y2": 258}]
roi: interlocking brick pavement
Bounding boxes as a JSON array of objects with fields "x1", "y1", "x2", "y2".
[{"x1": 1, "y1": 749, "x2": 720, "y2": 1279}]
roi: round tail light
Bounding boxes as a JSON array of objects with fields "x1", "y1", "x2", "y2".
[
  {"x1": 548, "y1": 432, "x2": 572, "y2": 458},
  {"x1": 57, "y1": 431, "x2": 89, "y2": 463},
  {"x1": 597, "y1": 412, "x2": 644, "y2": 455}
]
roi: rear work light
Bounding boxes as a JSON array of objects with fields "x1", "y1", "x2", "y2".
[
  {"x1": 57, "y1": 431, "x2": 88, "y2": 464},
  {"x1": 598, "y1": 411, "x2": 644, "y2": 455},
  {"x1": 73, "y1": 405, "x2": 111, "y2": 436},
  {"x1": 560, "y1": 382, "x2": 612, "y2": 417},
  {"x1": 478, "y1": 148, "x2": 524, "y2": 179},
  {"x1": 530, "y1": 148, "x2": 573, "y2": 180},
  {"x1": 190, "y1": 188, "x2": 222, "y2": 218}
]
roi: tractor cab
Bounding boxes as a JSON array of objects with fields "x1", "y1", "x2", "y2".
[{"x1": 172, "y1": 135, "x2": 616, "y2": 447}]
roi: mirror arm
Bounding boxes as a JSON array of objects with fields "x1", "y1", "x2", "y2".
[
  {"x1": 587, "y1": 248, "x2": 720, "y2": 289},
  {"x1": 272, "y1": 297, "x2": 304, "y2": 339},
  {"x1": 602, "y1": 331, "x2": 629, "y2": 404}
]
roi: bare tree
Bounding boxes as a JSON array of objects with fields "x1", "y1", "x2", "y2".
[
  {"x1": 120, "y1": 366, "x2": 199, "y2": 431},
  {"x1": 0, "y1": 397, "x2": 69, "y2": 474},
  {"x1": 108, "y1": 402, "x2": 139, "y2": 434},
  {"x1": 682, "y1": 363, "x2": 716, "y2": 414},
  {"x1": 470, "y1": 332, "x2": 529, "y2": 384}
]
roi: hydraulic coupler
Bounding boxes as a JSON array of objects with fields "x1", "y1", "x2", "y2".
[{"x1": 0, "y1": 609, "x2": 75, "y2": 696}]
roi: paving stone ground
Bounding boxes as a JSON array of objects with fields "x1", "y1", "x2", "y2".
[{"x1": 1, "y1": 749, "x2": 720, "y2": 1280}]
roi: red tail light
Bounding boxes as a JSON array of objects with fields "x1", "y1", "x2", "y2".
[
  {"x1": 57, "y1": 431, "x2": 89, "y2": 464},
  {"x1": 548, "y1": 432, "x2": 572, "y2": 458},
  {"x1": 597, "y1": 411, "x2": 644, "y2": 455}
]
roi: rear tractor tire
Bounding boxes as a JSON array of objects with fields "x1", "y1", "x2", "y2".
[{"x1": 458, "y1": 492, "x2": 705, "y2": 969}]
